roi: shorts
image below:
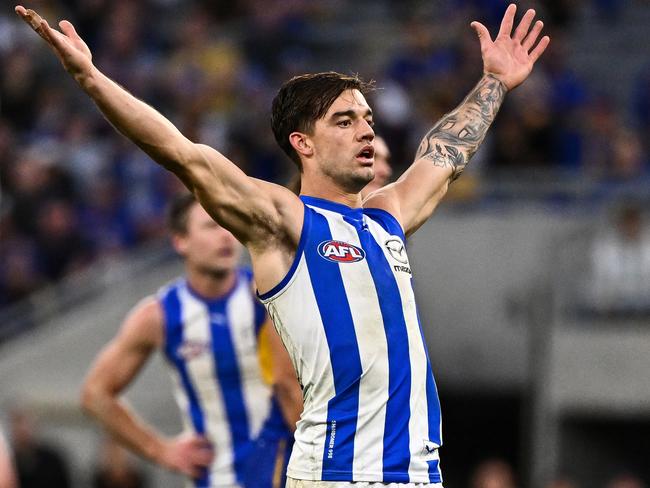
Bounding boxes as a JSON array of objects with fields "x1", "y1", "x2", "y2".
[
  {"x1": 286, "y1": 478, "x2": 444, "y2": 488},
  {"x1": 242, "y1": 435, "x2": 293, "y2": 488}
]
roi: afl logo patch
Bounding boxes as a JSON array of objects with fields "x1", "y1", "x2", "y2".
[
  {"x1": 318, "y1": 240, "x2": 366, "y2": 263},
  {"x1": 177, "y1": 340, "x2": 211, "y2": 360}
]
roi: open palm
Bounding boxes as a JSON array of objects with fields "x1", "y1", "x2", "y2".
[
  {"x1": 15, "y1": 5, "x2": 93, "y2": 79},
  {"x1": 471, "y1": 4, "x2": 550, "y2": 90}
]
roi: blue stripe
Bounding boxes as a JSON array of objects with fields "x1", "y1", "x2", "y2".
[
  {"x1": 428, "y1": 459, "x2": 442, "y2": 482},
  {"x1": 303, "y1": 209, "x2": 361, "y2": 480},
  {"x1": 355, "y1": 227, "x2": 412, "y2": 482},
  {"x1": 363, "y1": 208, "x2": 405, "y2": 241},
  {"x1": 208, "y1": 300, "x2": 251, "y2": 485},
  {"x1": 160, "y1": 287, "x2": 210, "y2": 487},
  {"x1": 415, "y1": 307, "x2": 443, "y2": 483},
  {"x1": 300, "y1": 195, "x2": 357, "y2": 214}
]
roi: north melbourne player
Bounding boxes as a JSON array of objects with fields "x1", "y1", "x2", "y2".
[
  {"x1": 81, "y1": 194, "x2": 298, "y2": 487},
  {"x1": 17, "y1": 4, "x2": 549, "y2": 486}
]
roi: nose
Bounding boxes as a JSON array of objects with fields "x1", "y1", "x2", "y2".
[{"x1": 357, "y1": 119, "x2": 375, "y2": 142}]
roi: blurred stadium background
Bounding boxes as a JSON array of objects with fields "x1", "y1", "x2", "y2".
[{"x1": 1, "y1": 0, "x2": 649, "y2": 487}]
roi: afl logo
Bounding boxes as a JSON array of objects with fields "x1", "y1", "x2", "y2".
[{"x1": 318, "y1": 240, "x2": 366, "y2": 263}]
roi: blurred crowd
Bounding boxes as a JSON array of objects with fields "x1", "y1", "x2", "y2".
[
  {"x1": 2, "y1": 412, "x2": 648, "y2": 488},
  {"x1": 1, "y1": 407, "x2": 147, "y2": 488},
  {"x1": 1, "y1": 0, "x2": 649, "y2": 307},
  {"x1": 467, "y1": 458, "x2": 647, "y2": 488}
]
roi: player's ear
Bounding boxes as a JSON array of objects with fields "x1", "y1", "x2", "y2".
[
  {"x1": 171, "y1": 233, "x2": 188, "y2": 256},
  {"x1": 289, "y1": 132, "x2": 313, "y2": 158}
]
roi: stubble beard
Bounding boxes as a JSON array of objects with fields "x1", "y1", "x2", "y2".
[{"x1": 324, "y1": 160, "x2": 374, "y2": 194}]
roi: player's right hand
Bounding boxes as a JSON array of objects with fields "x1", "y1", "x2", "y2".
[
  {"x1": 159, "y1": 434, "x2": 215, "y2": 479},
  {"x1": 15, "y1": 6, "x2": 93, "y2": 81}
]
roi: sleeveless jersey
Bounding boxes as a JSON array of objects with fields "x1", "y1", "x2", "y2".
[
  {"x1": 159, "y1": 268, "x2": 286, "y2": 488},
  {"x1": 258, "y1": 196, "x2": 443, "y2": 484}
]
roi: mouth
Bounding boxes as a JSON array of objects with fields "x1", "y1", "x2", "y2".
[
  {"x1": 356, "y1": 145, "x2": 375, "y2": 165},
  {"x1": 217, "y1": 248, "x2": 234, "y2": 258}
]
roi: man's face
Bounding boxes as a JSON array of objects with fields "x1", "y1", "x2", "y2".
[
  {"x1": 362, "y1": 136, "x2": 392, "y2": 195},
  {"x1": 174, "y1": 203, "x2": 242, "y2": 276},
  {"x1": 308, "y1": 89, "x2": 376, "y2": 193}
]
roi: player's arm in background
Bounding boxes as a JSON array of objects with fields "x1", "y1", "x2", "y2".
[
  {"x1": 365, "y1": 4, "x2": 550, "y2": 236},
  {"x1": 80, "y1": 297, "x2": 213, "y2": 479},
  {"x1": 14, "y1": 7, "x2": 302, "y2": 279},
  {"x1": 264, "y1": 320, "x2": 302, "y2": 431}
]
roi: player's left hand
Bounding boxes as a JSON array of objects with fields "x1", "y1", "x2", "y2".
[{"x1": 471, "y1": 3, "x2": 550, "y2": 91}]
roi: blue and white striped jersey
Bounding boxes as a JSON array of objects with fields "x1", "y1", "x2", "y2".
[
  {"x1": 258, "y1": 196, "x2": 443, "y2": 483},
  {"x1": 159, "y1": 268, "x2": 284, "y2": 488}
]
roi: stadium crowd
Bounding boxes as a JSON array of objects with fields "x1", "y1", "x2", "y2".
[{"x1": 1, "y1": 0, "x2": 648, "y2": 307}]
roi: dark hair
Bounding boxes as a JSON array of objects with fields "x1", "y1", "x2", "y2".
[
  {"x1": 166, "y1": 192, "x2": 198, "y2": 235},
  {"x1": 271, "y1": 72, "x2": 374, "y2": 168}
]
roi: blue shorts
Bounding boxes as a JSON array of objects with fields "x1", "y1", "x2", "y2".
[{"x1": 241, "y1": 433, "x2": 293, "y2": 488}]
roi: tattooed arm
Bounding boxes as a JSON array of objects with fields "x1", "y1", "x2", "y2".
[
  {"x1": 415, "y1": 74, "x2": 507, "y2": 182},
  {"x1": 365, "y1": 4, "x2": 549, "y2": 236}
]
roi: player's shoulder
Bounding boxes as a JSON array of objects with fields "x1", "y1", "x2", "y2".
[
  {"x1": 362, "y1": 187, "x2": 406, "y2": 239},
  {"x1": 120, "y1": 295, "x2": 164, "y2": 348},
  {"x1": 155, "y1": 276, "x2": 186, "y2": 301}
]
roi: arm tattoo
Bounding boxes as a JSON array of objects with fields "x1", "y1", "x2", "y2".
[{"x1": 415, "y1": 74, "x2": 507, "y2": 181}]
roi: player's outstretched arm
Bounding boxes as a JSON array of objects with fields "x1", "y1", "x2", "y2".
[
  {"x1": 80, "y1": 298, "x2": 214, "y2": 479},
  {"x1": 14, "y1": 6, "x2": 300, "y2": 247},
  {"x1": 367, "y1": 4, "x2": 550, "y2": 236}
]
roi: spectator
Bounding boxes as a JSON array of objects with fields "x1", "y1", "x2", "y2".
[
  {"x1": 91, "y1": 437, "x2": 147, "y2": 488},
  {"x1": 606, "y1": 474, "x2": 647, "y2": 488},
  {"x1": 9, "y1": 408, "x2": 71, "y2": 488},
  {"x1": 0, "y1": 425, "x2": 17, "y2": 488},
  {"x1": 545, "y1": 477, "x2": 580, "y2": 488},
  {"x1": 585, "y1": 203, "x2": 650, "y2": 315},
  {"x1": 469, "y1": 458, "x2": 518, "y2": 488}
]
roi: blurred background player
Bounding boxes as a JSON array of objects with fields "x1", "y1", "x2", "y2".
[
  {"x1": 81, "y1": 193, "x2": 299, "y2": 487},
  {"x1": 361, "y1": 135, "x2": 393, "y2": 198},
  {"x1": 8, "y1": 407, "x2": 71, "y2": 488},
  {"x1": 90, "y1": 436, "x2": 147, "y2": 488}
]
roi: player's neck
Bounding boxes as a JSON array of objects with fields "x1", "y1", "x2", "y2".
[
  {"x1": 300, "y1": 179, "x2": 363, "y2": 208},
  {"x1": 185, "y1": 267, "x2": 237, "y2": 300}
]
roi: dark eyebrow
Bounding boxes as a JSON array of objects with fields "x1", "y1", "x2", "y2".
[{"x1": 331, "y1": 108, "x2": 373, "y2": 119}]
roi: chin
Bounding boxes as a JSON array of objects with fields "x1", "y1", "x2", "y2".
[
  {"x1": 344, "y1": 171, "x2": 374, "y2": 193},
  {"x1": 201, "y1": 263, "x2": 233, "y2": 277}
]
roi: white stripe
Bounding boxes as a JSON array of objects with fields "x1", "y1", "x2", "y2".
[
  {"x1": 264, "y1": 254, "x2": 336, "y2": 481},
  {"x1": 318, "y1": 208, "x2": 389, "y2": 479},
  {"x1": 178, "y1": 286, "x2": 237, "y2": 485},
  {"x1": 366, "y1": 218, "x2": 433, "y2": 482},
  {"x1": 226, "y1": 278, "x2": 271, "y2": 439},
  {"x1": 167, "y1": 367, "x2": 193, "y2": 433}
]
